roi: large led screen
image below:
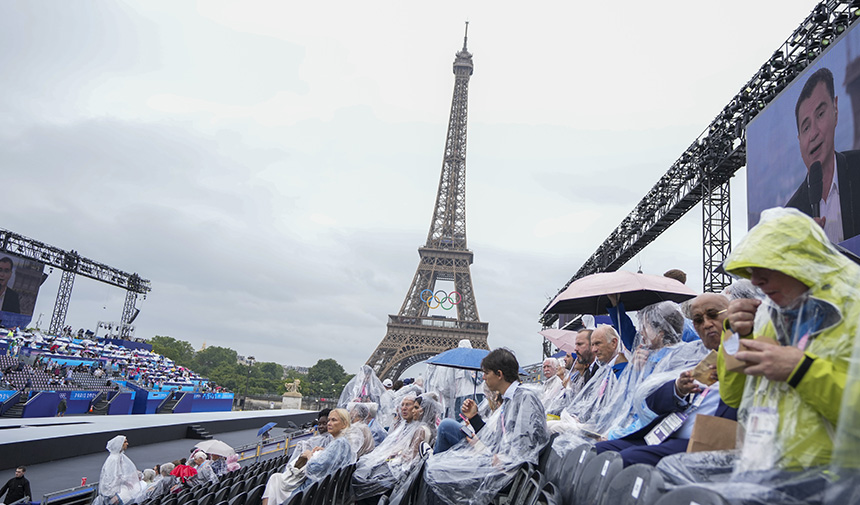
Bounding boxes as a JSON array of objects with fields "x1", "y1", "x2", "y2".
[
  {"x1": 747, "y1": 23, "x2": 860, "y2": 254},
  {"x1": 0, "y1": 253, "x2": 46, "y2": 329}
]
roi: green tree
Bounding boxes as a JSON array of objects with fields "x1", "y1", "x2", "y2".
[
  {"x1": 194, "y1": 346, "x2": 238, "y2": 376},
  {"x1": 305, "y1": 359, "x2": 349, "y2": 396},
  {"x1": 149, "y1": 335, "x2": 195, "y2": 366}
]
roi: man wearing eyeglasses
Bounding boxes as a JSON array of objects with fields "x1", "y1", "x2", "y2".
[
  {"x1": 0, "y1": 257, "x2": 20, "y2": 314},
  {"x1": 594, "y1": 293, "x2": 737, "y2": 467}
]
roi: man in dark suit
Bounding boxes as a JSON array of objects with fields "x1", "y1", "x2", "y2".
[
  {"x1": 594, "y1": 293, "x2": 737, "y2": 467},
  {"x1": 787, "y1": 67, "x2": 860, "y2": 243},
  {"x1": 0, "y1": 257, "x2": 20, "y2": 314}
]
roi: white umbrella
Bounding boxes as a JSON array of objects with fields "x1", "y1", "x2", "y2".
[{"x1": 193, "y1": 439, "x2": 236, "y2": 457}]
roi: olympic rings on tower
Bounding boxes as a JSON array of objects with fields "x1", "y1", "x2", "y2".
[{"x1": 420, "y1": 289, "x2": 462, "y2": 310}]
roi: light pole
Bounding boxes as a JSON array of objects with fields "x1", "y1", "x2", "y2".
[{"x1": 244, "y1": 356, "x2": 255, "y2": 410}]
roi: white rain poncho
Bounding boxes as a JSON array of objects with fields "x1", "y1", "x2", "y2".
[
  {"x1": 352, "y1": 394, "x2": 442, "y2": 500},
  {"x1": 347, "y1": 402, "x2": 387, "y2": 447},
  {"x1": 378, "y1": 388, "x2": 397, "y2": 430},
  {"x1": 99, "y1": 436, "x2": 139, "y2": 504},
  {"x1": 263, "y1": 433, "x2": 356, "y2": 505},
  {"x1": 388, "y1": 386, "x2": 424, "y2": 430},
  {"x1": 422, "y1": 384, "x2": 549, "y2": 505},
  {"x1": 338, "y1": 365, "x2": 386, "y2": 407},
  {"x1": 425, "y1": 340, "x2": 483, "y2": 419},
  {"x1": 551, "y1": 302, "x2": 708, "y2": 442}
]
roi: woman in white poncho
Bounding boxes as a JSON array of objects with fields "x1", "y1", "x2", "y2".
[
  {"x1": 261, "y1": 408, "x2": 356, "y2": 505},
  {"x1": 98, "y1": 436, "x2": 139, "y2": 505}
]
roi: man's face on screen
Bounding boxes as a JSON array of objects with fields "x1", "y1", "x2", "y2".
[
  {"x1": 0, "y1": 261, "x2": 11, "y2": 290},
  {"x1": 798, "y1": 80, "x2": 838, "y2": 173}
]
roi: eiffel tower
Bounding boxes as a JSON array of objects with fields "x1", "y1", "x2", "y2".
[{"x1": 366, "y1": 24, "x2": 489, "y2": 381}]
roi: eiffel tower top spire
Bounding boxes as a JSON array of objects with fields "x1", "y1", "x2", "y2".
[{"x1": 426, "y1": 22, "x2": 474, "y2": 250}]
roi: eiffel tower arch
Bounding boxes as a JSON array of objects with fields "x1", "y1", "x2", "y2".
[{"x1": 366, "y1": 25, "x2": 489, "y2": 381}]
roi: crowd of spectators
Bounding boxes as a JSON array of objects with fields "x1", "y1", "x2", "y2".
[
  {"x1": 256, "y1": 207, "x2": 860, "y2": 505},
  {"x1": 94, "y1": 435, "x2": 240, "y2": 505},
  {"x1": 0, "y1": 329, "x2": 227, "y2": 399}
]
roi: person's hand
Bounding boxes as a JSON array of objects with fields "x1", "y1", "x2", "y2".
[
  {"x1": 461, "y1": 398, "x2": 478, "y2": 419},
  {"x1": 300, "y1": 449, "x2": 314, "y2": 459},
  {"x1": 726, "y1": 298, "x2": 761, "y2": 337},
  {"x1": 607, "y1": 293, "x2": 620, "y2": 307},
  {"x1": 735, "y1": 340, "x2": 804, "y2": 382},
  {"x1": 675, "y1": 370, "x2": 702, "y2": 397},
  {"x1": 632, "y1": 346, "x2": 649, "y2": 370},
  {"x1": 556, "y1": 367, "x2": 566, "y2": 380},
  {"x1": 814, "y1": 216, "x2": 827, "y2": 229}
]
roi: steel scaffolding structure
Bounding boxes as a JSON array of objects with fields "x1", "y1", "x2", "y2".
[
  {"x1": 0, "y1": 229, "x2": 151, "y2": 336},
  {"x1": 541, "y1": 0, "x2": 859, "y2": 325}
]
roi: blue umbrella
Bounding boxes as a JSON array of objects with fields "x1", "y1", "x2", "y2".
[
  {"x1": 424, "y1": 347, "x2": 489, "y2": 371},
  {"x1": 257, "y1": 422, "x2": 277, "y2": 437},
  {"x1": 424, "y1": 348, "x2": 528, "y2": 375}
]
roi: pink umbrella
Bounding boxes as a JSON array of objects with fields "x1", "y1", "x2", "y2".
[
  {"x1": 545, "y1": 270, "x2": 697, "y2": 315},
  {"x1": 538, "y1": 329, "x2": 579, "y2": 354}
]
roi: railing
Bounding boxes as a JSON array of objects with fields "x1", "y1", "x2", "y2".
[
  {"x1": 0, "y1": 391, "x2": 20, "y2": 415},
  {"x1": 41, "y1": 482, "x2": 98, "y2": 505},
  {"x1": 234, "y1": 430, "x2": 310, "y2": 464},
  {"x1": 156, "y1": 391, "x2": 176, "y2": 413},
  {"x1": 387, "y1": 315, "x2": 489, "y2": 332}
]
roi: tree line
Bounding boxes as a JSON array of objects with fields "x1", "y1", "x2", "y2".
[{"x1": 148, "y1": 335, "x2": 353, "y2": 397}]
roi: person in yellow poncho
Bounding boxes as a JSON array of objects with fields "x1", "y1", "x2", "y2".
[{"x1": 717, "y1": 207, "x2": 860, "y2": 472}]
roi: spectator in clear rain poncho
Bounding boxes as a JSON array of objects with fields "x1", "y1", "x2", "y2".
[
  {"x1": 425, "y1": 340, "x2": 483, "y2": 419},
  {"x1": 142, "y1": 463, "x2": 175, "y2": 502},
  {"x1": 262, "y1": 408, "x2": 356, "y2": 505},
  {"x1": 594, "y1": 292, "x2": 740, "y2": 467},
  {"x1": 289, "y1": 410, "x2": 333, "y2": 464},
  {"x1": 379, "y1": 379, "x2": 396, "y2": 430},
  {"x1": 344, "y1": 403, "x2": 377, "y2": 457},
  {"x1": 338, "y1": 365, "x2": 386, "y2": 407},
  {"x1": 653, "y1": 208, "x2": 860, "y2": 504},
  {"x1": 348, "y1": 401, "x2": 387, "y2": 446},
  {"x1": 352, "y1": 393, "x2": 442, "y2": 503},
  {"x1": 389, "y1": 387, "x2": 423, "y2": 432},
  {"x1": 548, "y1": 301, "x2": 708, "y2": 444},
  {"x1": 190, "y1": 451, "x2": 217, "y2": 484},
  {"x1": 422, "y1": 348, "x2": 549, "y2": 505},
  {"x1": 98, "y1": 436, "x2": 139, "y2": 505}
]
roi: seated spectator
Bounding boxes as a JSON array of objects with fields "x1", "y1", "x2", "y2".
[
  {"x1": 289, "y1": 410, "x2": 332, "y2": 464},
  {"x1": 591, "y1": 325, "x2": 628, "y2": 378},
  {"x1": 189, "y1": 451, "x2": 217, "y2": 484},
  {"x1": 348, "y1": 402, "x2": 387, "y2": 447},
  {"x1": 424, "y1": 348, "x2": 549, "y2": 505},
  {"x1": 352, "y1": 393, "x2": 441, "y2": 503},
  {"x1": 261, "y1": 408, "x2": 356, "y2": 505},
  {"x1": 540, "y1": 357, "x2": 564, "y2": 403},
  {"x1": 595, "y1": 293, "x2": 738, "y2": 466},
  {"x1": 718, "y1": 207, "x2": 860, "y2": 471}
]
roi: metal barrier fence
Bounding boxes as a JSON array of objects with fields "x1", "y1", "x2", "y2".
[{"x1": 233, "y1": 431, "x2": 313, "y2": 464}]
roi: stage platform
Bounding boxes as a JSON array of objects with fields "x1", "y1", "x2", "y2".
[{"x1": 0, "y1": 408, "x2": 318, "y2": 471}]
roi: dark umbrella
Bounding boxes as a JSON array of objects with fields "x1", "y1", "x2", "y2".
[{"x1": 545, "y1": 270, "x2": 697, "y2": 315}]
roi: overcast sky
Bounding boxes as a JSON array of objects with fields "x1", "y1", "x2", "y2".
[{"x1": 1, "y1": 1, "x2": 820, "y2": 375}]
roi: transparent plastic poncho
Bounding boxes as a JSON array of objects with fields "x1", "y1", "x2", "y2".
[
  {"x1": 289, "y1": 432, "x2": 332, "y2": 464},
  {"x1": 347, "y1": 401, "x2": 387, "y2": 447},
  {"x1": 553, "y1": 302, "x2": 707, "y2": 443},
  {"x1": 422, "y1": 384, "x2": 549, "y2": 505},
  {"x1": 99, "y1": 436, "x2": 139, "y2": 503},
  {"x1": 352, "y1": 394, "x2": 442, "y2": 500},
  {"x1": 289, "y1": 435, "x2": 356, "y2": 499},
  {"x1": 425, "y1": 364, "x2": 481, "y2": 419},
  {"x1": 338, "y1": 365, "x2": 386, "y2": 407}
]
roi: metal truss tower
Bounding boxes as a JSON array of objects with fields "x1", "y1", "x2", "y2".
[
  {"x1": 366, "y1": 25, "x2": 489, "y2": 381},
  {"x1": 0, "y1": 229, "x2": 151, "y2": 336}
]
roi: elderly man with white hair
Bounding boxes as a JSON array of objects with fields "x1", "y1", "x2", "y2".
[
  {"x1": 590, "y1": 325, "x2": 628, "y2": 378},
  {"x1": 540, "y1": 358, "x2": 564, "y2": 401}
]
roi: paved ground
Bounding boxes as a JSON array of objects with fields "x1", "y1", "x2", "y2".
[{"x1": 0, "y1": 417, "x2": 310, "y2": 502}]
